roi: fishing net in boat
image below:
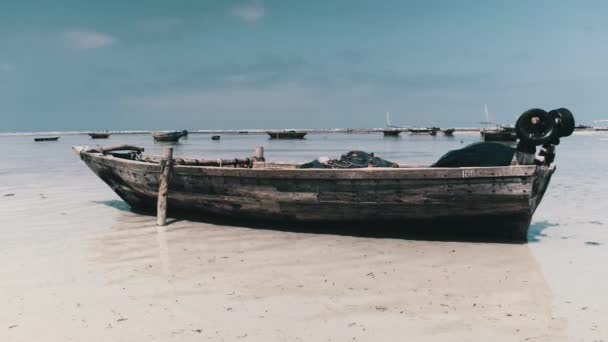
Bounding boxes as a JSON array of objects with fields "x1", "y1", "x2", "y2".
[
  {"x1": 299, "y1": 151, "x2": 399, "y2": 169},
  {"x1": 432, "y1": 142, "x2": 515, "y2": 167}
]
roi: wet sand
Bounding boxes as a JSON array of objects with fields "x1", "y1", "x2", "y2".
[{"x1": 1, "y1": 133, "x2": 607, "y2": 341}]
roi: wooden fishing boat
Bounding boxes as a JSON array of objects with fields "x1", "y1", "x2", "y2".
[
  {"x1": 211, "y1": 135, "x2": 221, "y2": 141},
  {"x1": 152, "y1": 130, "x2": 188, "y2": 142},
  {"x1": 73, "y1": 144, "x2": 556, "y2": 240},
  {"x1": 89, "y1": 132, "x2": 110, "y2": 139},
  {"x1": 574, "y1": 124, "x2": 592, "y2": 131},
  {"x1": 443, "y1": 128, "x2": 455, "y2": 136},
  {"x1": 34, "y1": 137, "x2": 59, "y2": 142},
  {"x1": 267, "y1": 130, "x2": 307, "y2": 139}
]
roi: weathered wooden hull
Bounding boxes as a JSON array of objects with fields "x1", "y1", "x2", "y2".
[{"x1": 76, "y1": 150, "x2": 556, "y2": 240}]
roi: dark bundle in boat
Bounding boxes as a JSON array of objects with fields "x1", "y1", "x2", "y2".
[
  {"x1": 433, "y1": 142, "x2": 515, "y2": 167},
  {"x1": 74, "y1": 107, "x2": 575, "y2": 241},
  {"x1": 300, "y1": 151, "x2": 398, "y2": 169}
]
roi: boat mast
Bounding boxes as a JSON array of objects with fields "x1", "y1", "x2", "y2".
[
  {"x1": 480, "y1": 104, "x2": 496, "y2": 128},
  {"x1": 484, "y1": 104, "x2": 490, "y2": 123},
  {"x1": 386, "y1": 111, "x2": 391, "y2": 127}
]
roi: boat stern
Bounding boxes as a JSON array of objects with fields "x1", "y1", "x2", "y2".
[{"x1": 529, "y1": 164, "x2": 556, "y2": 214}]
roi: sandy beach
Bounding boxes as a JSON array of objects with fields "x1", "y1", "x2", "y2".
[{"x1": 1, "y1": 133, "x2": 607, "y2": 341}]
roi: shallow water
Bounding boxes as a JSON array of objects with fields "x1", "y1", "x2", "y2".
[{"x1": 1, "y1": 132, "x2": 607, "y2": 341}]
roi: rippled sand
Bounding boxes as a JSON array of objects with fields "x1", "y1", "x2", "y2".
[{"x1": 1, "y1": 133, "x2": 607, "y2": 341}]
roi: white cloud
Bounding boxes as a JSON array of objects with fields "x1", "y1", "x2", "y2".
[
  {"x1": 231, "y1": 0, "x2": 265, "y2": 23},
  {"x1": 0, "y1": 63, "x2": 14, "y2": 72},
  {"x1": 62, "y1": 30, "x2": 116, "y2": 50}
]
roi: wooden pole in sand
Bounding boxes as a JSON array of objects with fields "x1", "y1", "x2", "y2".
[
  {"x1": 157, "y1": 147, "x2": 173, "y2": 226},
  {"x1": 254, "y1": 146, "x2": 265, "y2": 161}
]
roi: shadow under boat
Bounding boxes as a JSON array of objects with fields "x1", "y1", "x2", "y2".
[
  {"x1": 101, "y1": 202, "x2": 536, "y2": 244},
  {"x1": 95, "y1": 199, "x2": 544, "y2": 244}
]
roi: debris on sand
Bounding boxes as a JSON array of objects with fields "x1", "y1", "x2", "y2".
[{"x1": 585, "y1": 241, "x2": 602, "y2": 246}]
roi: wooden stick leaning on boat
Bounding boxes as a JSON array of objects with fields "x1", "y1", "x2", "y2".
[
  {"x1": 86, "y1": 145, "x2": 145, "y2": 154},
  {"x1": 254, "y1": 146, "x2": 265, "y2": 161},
  {"x1": 139, "y1": 155, "x2": 254, "y2": 167},
  {"x1": 80, "y1": 144, "x2": 262, "y2": 168},
  {"x1": 157, "y1": 147, "x2": 173, "y2": 226}
]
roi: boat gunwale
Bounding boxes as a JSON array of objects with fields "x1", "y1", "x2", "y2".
[{"x1": 78, "y1": 149, "x2": 542, "y2": 180}]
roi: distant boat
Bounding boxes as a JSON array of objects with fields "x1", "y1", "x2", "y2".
[
  {"x1": 89, "y1": 132, "x2": 110, "y2": 139},
  {"x1": 443, "y1": 128, "x2": 455, "y2": 136},
  {"x1": 238, "y1": 131, "x2": 249, "y2": 134},
  {"x1": 211, "y1": 135, "x2": 221, "y2": 141},
  {"x1": 382, "y1": 112, "x2": 402, "y2": 136},
  {"x1": 34, "y1": 137, "x2": 59, "y2": 142},
  {"x1": 267, "y1": 130, "x2": 307, "y2": 139},
  {"x1": 152, "y1": 130, "x2": 188, "y2": 142},
  {"x1": 408, "y1": 127, "x2": 438, "y2": 134},
  {"x1": 574, "y1": 124, "x2": 593, "y2": 131},
  {"x1": 480, "y1": 105, "x2": 517, "y2": 142},
  {"x1": 382, "y1": 129, "x2": 402, "y2": 136},
  {"x1": 594, "y1": 120, "x2": 608, "y2": 131},
  {"x1": 481, "y1": 127, "x2": 518, "y2": 142}
]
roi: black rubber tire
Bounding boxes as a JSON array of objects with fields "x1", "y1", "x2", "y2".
[
  {"x1": 550, "y1": 108, "x2": 575, "y2": 137},
  {"x1": 516, "y1": 108, "x2": 557, "y2": 145}
]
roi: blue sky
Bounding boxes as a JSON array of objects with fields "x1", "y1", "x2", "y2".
[{"x1": 1, "y1": 0, "x2": 607, "y2": 131}]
